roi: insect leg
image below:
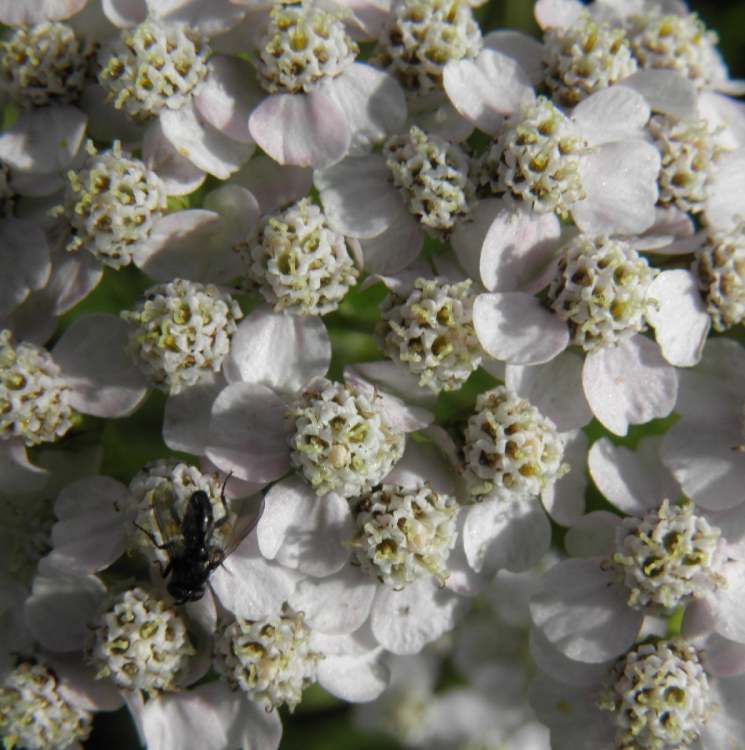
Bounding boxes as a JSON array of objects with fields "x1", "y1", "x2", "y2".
[
  {"x1": 133, "y1": 521, "x2": 171, "y2": 551},
  {"x1": 213, "y1": 471, "x2": 233, "y2": 529}
]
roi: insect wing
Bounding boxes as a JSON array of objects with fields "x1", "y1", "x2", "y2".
[
  {"x1": 219, "y1": 496, "x2": 265, "y2": 561},
  {"x1": 149, "y1": 493, "x2": 183, "y2": 552}
]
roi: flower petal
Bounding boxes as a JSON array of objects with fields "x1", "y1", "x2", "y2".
[
  {"x1": 573, "y1": 86, "x2": 650, "y2": 145},
  {"x1": 483, "y1": 29, "x2": 545, "y2": 86},
  {"x1": 357, "y1": 209, "x2": 423, "y2": 274},
  {"x1": 0, "y1": 0, "x2": 88, "y2": 24},
  {"x1": 451, "y1": 197, "x2": 505, "y2": 282},
  {"x1": 706, "y1": 147, "x2": 745, "y2": 232},
  {"x1": 0, "y1": 219, "x2": 50, "y2": 316},
  {"x1": 564, "y1": 511, "x2": 622, "y2": 558},
  {"x1": 163, "y1": 374, "x2": 224, "y2": 455},
  {"x1": 317, "y1": 642, "x2": 388, "y2": 702},
  {"x1": 143, "y1": 119, "x2": 206, "y2": 196},
  {"x1": 619, "y1": 70, "x2": 698, "y2": 120},
  {"x1": 231, "y1": 155, "x2": 312, "y2": 216},
  {"x1": 533, "y1": 0, "x2": 584, "y2": 30},
  {"x1": 541, "y1": 429, "x2": 588, "y2": 527}
]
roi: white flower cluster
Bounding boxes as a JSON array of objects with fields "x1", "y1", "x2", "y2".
[{"x1": 3, "y1": 1, "x2": 745, "y2": 749}]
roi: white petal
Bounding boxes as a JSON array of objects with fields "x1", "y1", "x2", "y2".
[
  {"x1": 705, "y1": 147, "x2": 745, "y2": 232},
  {"x1": 473, "y1": 292, "x2": 569, "y2": 365},
  {"x1": 699, "y1": 674, "x2": 745, "y2": 750},
  {"x1": 0, "y1": 0, "x2": 88, "y2": 23},
  {"x1": 646, "y1": 270, "x2": 709, "y2": 367},
  {"x1": 53, "y1": 313, "x2": 148, "y2": 418},
  {"x1": 138, "y1": 683, "x2": 281, "y2": 750},
  {"x1": 564, "y1": 511, "x2": 622, "y2": 558},
  {"x1": 147, "y1": 0, "x2": 245, "y2": 34},
  {"x1": 451, "y1": 197, "x2": 505, "y2": 282},
  {"x1": 530, "y1": 626, "x2": 612, "y2": 688},
  {"x1": 163, "y1": 374, "x2": 224, "y2": 454},
  {"x1": 348, "y1": 360, "x2": 437, "y2": 411},
  {"x1": 582, "y1": 336, "x2": 677, "y2": 436},
  {"x1": 483, "y1": 30, "x2": 545, "y2": 86},
  {"x1": 573, "y1": 140, "x2": 660, "y2": 235},
  {"x1": 142, "y1": 120, "x2": 206, "y2": 196},
  {"x1": 328, "y1": 63, "x2": 406, "y2": 154},
  {"x1": 288, "y1": 566, "x2": 376, "y2": 635},
  {"x1": 356, "y1": 210, "x2": 423, "y2": 274},
  {"x1": 0, "y1": 441, "x2": 48, "y2": 494},
  {"x1": 443, "y1": 49, "x2": 535, "y2": 135},
  {"x1": 249, "y1": 88, "x2": 351, "y2": 169},
  {"x1": 573, "y1": 86, "x2": 650, "y2": 144},
  {"x1": 384, "y1": 438, "x2": 457, "y2": 496},
  {"x1": 317, "y1": 646, "x2": 388, "y2": 702},
  {"x1": 698, "y1": 633, "x2": 745, "y2": 678},
  {"x1": 25, "y1": 572, "x2": 106, "y2": 652},
  {"x1": 0, "y1": 219, "x2": 50, "y2": 316},
  {"x1": 533, "y1": 0, "x2": 584, "y2": 30},
  {"x1": 257, "y1": 477, "x2": 351, "y2": 577},
  {"x1": 530, "y1": 558, "x2": 642, "y2": 663},
  {"x1": 708, "y1": 560, "x2": 745, "y2": 644},
  {"x1": 224, "y1": 307, "x2": 331, "y2": 395},
  {"x1": 102, "y1": 0, "x2": 147, "y2": 27},
  {"x1": 231, "y1": 155, "x2": 312, "y2": 216},
  {"x1": 206, "y1": 382, "x2": 290, "y2": 483},
  {"x1": 160, "y1": 98, "x2": 252, "y2": 179},
  {"x1": 480, "y1": 206, "x2": 560, "y2": 293},
  {"x1": 46, "y1": 476, "x2": 130, "y2": 574},
  {"x1": 618, "y1": 70, "x2": 698, "y2": 120},
  {"x1": 49, "y1": 654, "x2": 124, "y2": 712},
  {"x1": 0, "y1": 105, "x2": 86, "y2": 174},
  {"x1": 463, "y1": 498, "x2": 552, "y2": 574},
  {"x1": 315, "y1": 153, "x2": 402, "y2": 239},
  {"x1": 371, "y1": 577, "x2": 466, "y2": 654},
  {"x1": 505, "y1": 350, "x2": 591, "y2": 431},
  {"x1": 541, "y1": 429, "x2": 588, "y2": 527}
]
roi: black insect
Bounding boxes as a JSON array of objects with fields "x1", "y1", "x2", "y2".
[{"x1": 135, "y1": 477, "x2": 237, "y2": 605}]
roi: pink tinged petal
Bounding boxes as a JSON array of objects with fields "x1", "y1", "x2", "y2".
[
  {"x1": 206, "y1": 382, "x2": 290, "y2": 483},
  {"x1": 225, "y1": 307, "x2": 331, "y2": 395},
  {"x1": 25, "y1": 572, "x2": 106, "y2": 652},
  {"x1": 409, "y1": 99, "x2": 473, "y2": 143},
  {"x1": 0, "y1": 219, "x2": 50, "y2": 316},
  {"x1": 288, "y1": 566, "x2": 376, "y2": 635},
  {"x1": 315, "y1": 154, "x2": 402, "y2": 239},
  {"x1": 46, "y1": 244, "x2": 103, "y2": 316},
  {"x1": 143, "y1": 120, "x2": 206, "y2": 196},
  {"x1": 249, "y1": 89, "x2": 351, "y2": 169},
  {"x1": 529, "y1": 626, "x2": 613, "y2": 688},
  {"x1": 371, "y1": 577, "x2": 467, "y2": 654},
  {"x1": 160, "y1": 98, "x2": 253, "y2": 179},
  {"x1": 335, "y1": 0, "x2": 389, "y2": 39},
  {"x1": 530, "y1": 558, "x2": 643, "y2": 663},
  {"x1": 463, "y1": 499, "x2": 552, "y2": 574},
  {"x1": 533, "y1": 0, "x2": 584, "y2": 30},
  {"x1": 705, "y1": 147, "x2": 745, "y2": 232},
  {"x1": 700, "y1": 633, "x2": 745, "y2": 678},
  {"x1": 53, "y1": 313, "x2": 148, "y2": 418},
  {"x1": 102, "y1": 0, "x2": 148, "y2": 27},
  {"x1": 0, "y1": 0, "x2": 88, "y2": 23},
  {"x1": 257, "y1": 477, "x2": 352, "y2": 577},
  {"x1": 147, "y1": 0, "x2": 245, "y2": 34},
  {"x1": 588, "y1": 437, "x2": 673, "y2": 515},
  {"x1": 581, "y1": 335, "x2": 677, "y2": 437},
  {"x1": 317, "y1": 646, "x2": 388, "y2": 702},
  {"x1": 451, "y1": 197, "x2": 506, "y2": 282},
  {"x1": 139, "y1": 682, "x2": 281, "y2": 750},
  {"x1": 646, "y1": 270, "x2": 709, "y2": 367},
  {"x1": 564, "y1": 511, "x2": 622, "y2": 558},
  {"x1": 480, "y1": 206, "x2": 560, "y2": 293},
  {"x1": 357, "y1": 211, "x2": 423, "y2": 274},
  {"x1": 541, "y1": 429, "x2": 588, "y2": 526},
  {"x1": 163, "y1": 373, "x2": 224, "y2": 454},
  {"x1": 572, "y1": 86, "x2": 650, "y2": 144},
  {"x1": 473, "y1": 292, "x2": 570, "y2": 365},
  {"x1": 47, "y1": 476, "x2": 130, "y2": 574},
  {"x1": 348, "y1": 361, "x2": 437, "y2": 411},
  {"x1": 506, "y1": 350, "x2": 591, "y2": 431},
  {"x1": 231, "y1": 155, "x2": 312, "y2": 216},
  {"x1": 210, "y1": 535, "x2": 301, "y2": 620},
  {"x1": 327, "y1": 63, "x2": 407, "y2": 154},
  {"x1": 661, "y1": 423, "x2": 745, "y2": 511},
  {"x1": 618, "y1": 70, "x2": 698, "y2": 120},
  {"x1": 48, "y1": 654, "x2": 124, "y2": 712},
  {"x1": 443, "y1": 49, "x2": 535, "y2": 135},
  {"x1": 385, "y1": 439, "x2": 457, "y2": 496},
  {"x1": 0, "y1": 105, "x2": 86, "y2": 174},
  {"x1": 194, "y1": 56, "x2": 261, "y2": 144},
  {"x1": 0, "y1": 441, "x2": 48, "y2": 494},
  {"x1": 573, "y1": 140, "x2": 660, "y2": 236},
  {"x1": 483, "y1": 30, "x2": 545, "y2": 86}
]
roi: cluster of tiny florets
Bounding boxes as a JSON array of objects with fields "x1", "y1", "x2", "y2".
[
  {"x1": 0, "y1": 22, "x2": 94, "y2": 109},
  {"x1": 482, "y1": 97, "x2": 587, "y2": 217},
  {"x1": 384, "y1": 126, "x2": 475, "y2": 234},
  {"x1": 351, "y1": 482, "x2": 458, "y2": 588},
  {"x1": 648, "y1": 115, "x2": 718, "y2": 213},
  {"x1": 121, "y1": 279, "x2": 243, "y2": 394},
  {"x1": 626, "y1": 12, "x2": 725, "y2": 89},
  {"x1": 694, "y1": 228, "x2": 745, "y2": 331},
  {"x1": 214, "y1": 609, "x2": 320, "y2": 711},
  {"x1": 547, "y1": 236, "x2": 658, "y2": 352},
  {"x1": 378, "y1": 277, "x2": 481, "y2": 392},
  {"x1": 287, "y1": 378, "x2": 405, "y2": 498},
  {"x1": 128, "y1": 460, "x2": 235, "y2": 568},
  {"x1": 243, "y1": 198, "x2": 359, "y2": 316},
  {"x1": 597, "y1": 639, "x2": 712, "y2": 750},
  {"x1": 256, "y1": 1, "x2": 358, "y2": 94},
  {"x1": 87, "y1": 587, "x2": 195, "y2": 694},
  {"x1": 98, "y1": 19, "x2": 209, "y2": 121},
  {"x1": 373, "y1": 0, "x2": 482, "y2": 97},
  {"x1": 610, "y1": 500, "x2": 726, "y2": 612},
  {"x1": 463, "y1": 386, "x2": 567, "y2": 501},
  {"x1": 0, "y1": 329, "x2": 77, "y2": 446},
  {"x1": 0, "y1": 661, "x2": 92, "y2": 750},
  {"x1": 543, "y1": 13, "x2": 638, "y2": 107},
  {"x1": 56, "y1": 141, "x2": 168, "y2": 270}
]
